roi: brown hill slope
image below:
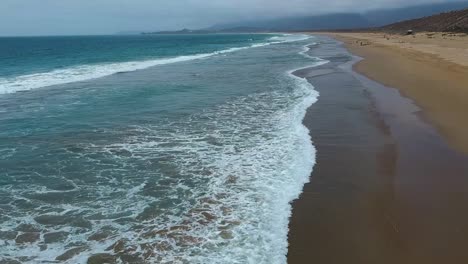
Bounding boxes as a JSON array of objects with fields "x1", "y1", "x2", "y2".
[{"x1": 381, "y1": 8, "x2": 468, "y2": 32}]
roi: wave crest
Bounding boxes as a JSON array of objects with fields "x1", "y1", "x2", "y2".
[{"x1": 0, "y1": 34, "x2": 310, "y2": 94}]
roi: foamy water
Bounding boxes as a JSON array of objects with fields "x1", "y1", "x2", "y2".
[{"x1": 0, "y1": 34, "x2": 325, "y2": 263}]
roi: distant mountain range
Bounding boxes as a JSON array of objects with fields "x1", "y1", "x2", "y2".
[
  {"x1": 207, "y1": 1, "x2": 468, "y2": 32},
  {"x1": 141, "y1": 1, "x2": 468, "y2": 34},
  {"x1": 206, "y1": 13, "x2": 370, "y2": 32}
]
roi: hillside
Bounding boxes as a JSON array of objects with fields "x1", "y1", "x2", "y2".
[
  {"x1": 365, "y1": 1, "x2": 468, "y2": 27},
  {"x1": 381, "y1": 8, "x2": 468, "y2": 32}
]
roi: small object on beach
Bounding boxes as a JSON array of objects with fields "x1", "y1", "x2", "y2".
[
  {"x1": 406, "y1": 30, "x2": 413, "y2": 35},
  {"x1": 359, "y1": 41, "x2": 370, "y2": 46},
  {"x1": 426, "y1": 33, "x2": 435, "y2": 38}
]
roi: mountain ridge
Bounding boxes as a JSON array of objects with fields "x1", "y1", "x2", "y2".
[
  {"x1": 140, "y1": 1, "x2": 468, "y2": 34},
  {"x1": 207, "y1": 1, "x2": 468, "y2": 31}
]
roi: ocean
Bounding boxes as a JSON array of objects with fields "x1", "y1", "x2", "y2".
[{"x1": 0, "y1": 33, "x2": 325, "y2": 263}]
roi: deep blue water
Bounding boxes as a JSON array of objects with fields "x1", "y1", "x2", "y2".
[
  {"x1": 0, "y1": 34, "x2": 324, "y2": 263},
  {"x1": 0, "y1": 34, "x2": 269, "y2": 78}
]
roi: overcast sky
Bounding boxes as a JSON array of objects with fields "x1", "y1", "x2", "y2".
[{"x1": 0, "y1": 0, "x2": 462, "y2": 36}]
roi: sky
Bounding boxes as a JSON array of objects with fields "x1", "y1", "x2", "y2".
[{"x1": 0, "y1": 0, "x2": 462, "y2": 36}]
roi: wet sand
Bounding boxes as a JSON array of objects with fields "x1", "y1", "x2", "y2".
[
  {"x1": 326, "y1": 32, "x2": 468, "y2": 155},
  {"x1": 288, "y1": 36, "x2": 468, "y2": 264}
]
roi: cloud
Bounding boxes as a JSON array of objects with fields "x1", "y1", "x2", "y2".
[{"x1": 0, "y1": 0, "x2": 461, "y2": 35}]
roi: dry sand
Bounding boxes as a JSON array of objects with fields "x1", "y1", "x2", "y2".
[{"x1": 324, "y1": 32, "x2": 468, "y2": 155}]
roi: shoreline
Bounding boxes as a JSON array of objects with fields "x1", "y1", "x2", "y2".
[
  {"x1": 288, "y1": 35, "x2": 468, "y2": 263},
  {"x1": 323, "y1": 32, "x2": 468, "y2": 155}
]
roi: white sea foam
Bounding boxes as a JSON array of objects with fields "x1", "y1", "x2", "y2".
[
  {"x1": 300, "y1": 42, "x2": 319, "y2": 59},
  {"x1": 0, "y1": 34, "x2": 310, "y2": 95},
  {"x1": 269, "y1": 34, "x2": 311, "y2": 43},
  {"x1": 0, "y1": 53, "x2": 210, "y2": 94},
  {"x1": 0, "y1": 35, "x2": 324, "y2": 264}
]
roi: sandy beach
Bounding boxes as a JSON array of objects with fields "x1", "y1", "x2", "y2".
[
  {"x1": 3, "y1": 1, "x2": 468, "y2": 262},
  {"x1": 326, "y1": 32, "x2": 468, "y2": 154},
  {"x1": 288, "y1": 35, "x2": 468, "y2": 264}
]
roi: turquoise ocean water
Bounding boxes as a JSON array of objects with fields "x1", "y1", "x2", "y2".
[{"x1": 0, "y1": 34, "x2": 325, "y2": 263}]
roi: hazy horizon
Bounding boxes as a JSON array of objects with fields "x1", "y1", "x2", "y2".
[{"x1": 0, "y1": 0, "x2": 465, "y2": 36}]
